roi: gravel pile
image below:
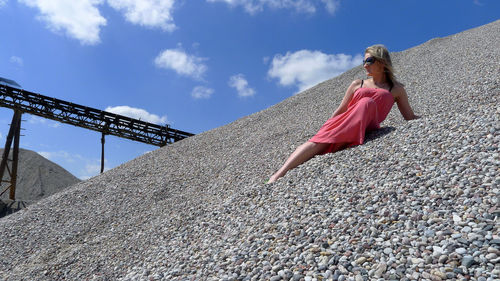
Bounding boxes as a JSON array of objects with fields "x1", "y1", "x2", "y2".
[
  {"x1": 0, "y1": 20, "x2": 498, "y2": 281},
  {"x1": 0, "y1": 148, "x2": 80, "y2": 202}
]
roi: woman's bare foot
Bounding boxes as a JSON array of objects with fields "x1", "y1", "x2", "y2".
[
  {"x1": 267, "y1": 142, "x2": 328, "y2": 184},
  {"x1": 267, "y1": 173, "x2": 282, "y2": 184}
]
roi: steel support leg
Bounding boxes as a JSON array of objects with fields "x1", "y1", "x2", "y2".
[
  {"x1": 101, "y1": 132, "x2": 105, "y2": 174},
  {"x1": 0, "y1": 110, "x2": 22, "y2": 200}
]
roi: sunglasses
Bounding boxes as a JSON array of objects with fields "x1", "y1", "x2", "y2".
[{"x1": 363, "y1": 57, "x2": 376, "y2": 65}]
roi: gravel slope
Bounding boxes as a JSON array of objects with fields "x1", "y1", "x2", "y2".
[
  {"x1": 0, "y1": 148, "x2": 80, "y2": 202},
  {"x1": 0, "y1": 20, "x2": 498, "y2": 281}
]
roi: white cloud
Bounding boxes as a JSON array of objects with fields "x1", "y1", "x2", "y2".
[
  {"x1": 38, "y1": 151, "x2": 51, "y2": 159},
  {"x1": 82, "y1": 162, "x2": 109, "y2": 179},
  {"x1": 228, "y1": 74, "x2": 255, "y2": 97},
  {"x1": 105, "y1": 105, "x2": 168, "y2": 124},
  {"x1": 154, "y1": 48, "x2": 207, "y2": 79},
  {"x1": 19, "y1": 0, "x2": 107, "y2": 45},
  {"x1": 38, "y1": 150, "x2": 75, "y2": 162},
  {"x1": 207, "y1": 0, "x2": 339, "y2": 15},
  {"x1": 10, "y1": 56, "x2": 23, "y2": 67},
  {"x1": 268, "y1": 49, "x2": 362, "y2": 92},
  {"x1": 107, "y1": 0, "x2": 176, "y2": 31},
  {"x1": 37, "y1": 150, "x2": 108, "y2": 180},
  {"x1": 207, "y1": 0, "x2": 314, "y2": 14},
  {"x1": 191, "y1": 86, "x2": 214, "y2": 99},
  {"x1": 18, "y1": 0, "x2": 181, "y2": 44},
  {"x1": 0, "y1": 0, "x2": 7, "y2": 8},
  {"x1": 321, "y1": 0, "x2": 339, "y2": 14}
]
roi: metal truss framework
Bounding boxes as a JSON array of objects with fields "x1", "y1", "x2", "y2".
[{"x1": 0, "y1": 84, "x2": 194, "y2": 200}]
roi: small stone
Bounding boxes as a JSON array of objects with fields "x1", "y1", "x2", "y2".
[
  {"x1": 280, "y1": 270, "x2": 293, "y2": 279},
  {"x1": 331, "y1": 270, "x2": 340, "y2": 281},
  {"x1": 318, "y1": 264, "x2": 327, "y2": 271},
  {"x1": 310, "y1": 246, "x2": 321, "y2": 253},
  {"x1": 373, "y1": 263, "x2": 387, "y2": 278},
  {"x1": 488, "y1": 247, "x2": 499, "y2": 254},
  {"x1": 483, "y1": 225, "x2": 494, "y2": 231},
  {"x1": 411, "y1": 258, "x2": 424, "y2": 265},
  {"x1": 442, "y1": 229, "x2": 453, "y2": 236},
  {"x1": 485, "y1": 253, "x2": 498, "y2": 260},
  {"x1": 433, "y1": 246, "x2": 444, "y2": 256},
  {"x1": 431, "y1": 270, "x2": 446, "y2": 280},
  {"x1": 461, "y1": 255, "x2": 476, "y2": 268},
  {"x1": 272, "y1": 265, "x2": 283, "y2": 272},
  {"x1": 438, "y1": 255, "x2": 448, "y2": 264},
  {"x1": 356, "y1": 257, "x2": 366, "y2": 264},
  {"x1": 338, "y1": 265, "x2": 348, "y2": 274},
  {"x1": 461, "y1": 226, "x2": 472, "y2": 233},
  {"x1": 455, "y1": 248, "x2": 467, "y2": 255},
  {"x1": 445, "y1": 272, "x2": 456, "y2": 279},
  {"x1": 425, "y1": 255, "x2": 433, "y2": 264},
  {"x1": 490, "y1": 257, "x2": 500, "y2": 263},
  {"x1": 424, "y1": 229, "x2": 435, "y2": 237}
]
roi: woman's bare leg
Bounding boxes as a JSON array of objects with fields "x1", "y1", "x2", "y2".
[{"x1": 268, "y1": 141, "x2": 329, "y2": 183}]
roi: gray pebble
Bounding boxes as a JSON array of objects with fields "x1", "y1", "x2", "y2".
[{"x1": 462, "y1": 255, "x2": 476, "y2": 268}]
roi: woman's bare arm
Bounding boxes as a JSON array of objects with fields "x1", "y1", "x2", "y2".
[
  {"x1": 330, "y1": 79, "x2": 362, "y2": 118},
  {"x1": 393, "y1": 85, "x2": 419, "y2": 120}
]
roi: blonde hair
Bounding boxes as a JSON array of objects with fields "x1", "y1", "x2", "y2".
[{"x1": 365, "y1": 44, "x2": 397, "y2": 87}]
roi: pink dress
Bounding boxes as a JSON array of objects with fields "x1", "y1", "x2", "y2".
[{"x1": 309, "y1": 86, "x2": 395, "y2": 154}]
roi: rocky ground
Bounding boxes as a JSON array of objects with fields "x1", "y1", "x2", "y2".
[
  {"x1": 0, "y1": 199, "x2": 27, "y2": 218},
  {"x1": 0, "y1": 20, "x2": 498, "y2": 281},
  {"x1": 0, "y1": 148, "x2": 80, "y2": 202},
  {"x1": 0, "y1": 148, "x2": 80, "y2": 218}
]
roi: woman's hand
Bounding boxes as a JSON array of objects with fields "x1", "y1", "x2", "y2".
[{"x1": 393, "y1": 85, "x2": 418, "y2": 120}]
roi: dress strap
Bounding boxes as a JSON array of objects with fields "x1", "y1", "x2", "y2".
[
  {"x1": 360, "y1": 79, "x2": 364, "y2": 88},
  {"x1": 389, "y1": 84, "x2": 393, "y2": 92}
]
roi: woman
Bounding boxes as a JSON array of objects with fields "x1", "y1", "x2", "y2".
[{"x1": 268, "y1": 45, "x2": 418, "y2": 183}]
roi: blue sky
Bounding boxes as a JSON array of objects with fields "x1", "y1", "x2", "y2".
[{"x1": 0, "y1": 0, "x2": 498, "y2": 180}]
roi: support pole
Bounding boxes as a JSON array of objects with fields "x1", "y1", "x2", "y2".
[
  {"x1": 0, "y1": 110, "x2": 22, "y2": 200},
  {"x1": 101, "y1": 132, "x2": 105, "y2": 174},
  {"x1": 10, "y1": 112, "x2": 21, "y2": 200}
]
